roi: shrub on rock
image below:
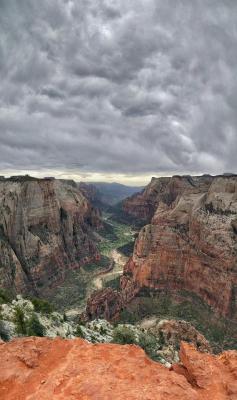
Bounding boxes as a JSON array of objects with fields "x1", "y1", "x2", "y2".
[{"x1": 112, "y1": 326, "x2": 137, "y2": 345}]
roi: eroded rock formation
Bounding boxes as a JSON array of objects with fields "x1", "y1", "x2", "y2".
[
  {"x1": 121, "y1": 175, "x2": 237, "y2": 319},
  {"x1": 0, "y1": 177, "x2": 101, "y2": 295},
  {"x1": 0, "y1": 337, "x2": 236, "y2": 399},
  {"x1": 147, "y1": 319, "x2": 211, "y2": 354},
  {"x1": 86, "y1": 287, "x2": 123, "y2": 321}
]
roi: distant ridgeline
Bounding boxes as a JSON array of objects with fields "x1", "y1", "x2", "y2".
[{"x1": 78, "y1": 181, "x2": 144, "y2": 207}]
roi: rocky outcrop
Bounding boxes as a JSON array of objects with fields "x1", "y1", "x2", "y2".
[
  {"x1": 121, "y1": 175, "x2": 237, "y2": 319},
  {"x1": 0, "y1": 337, "x2": 236, "y2": 400},
  {"x1": 0, "y1": 177, "x2": 101, "y2": 295},
  {"x1": 173, "y1": 342, "x2": 237, "y2": 397},
  {"x1": 148, "y1": 319, "x2": 211, "y2": 353},
  {"x1": 86, "y1": 288, "x2": 123, "y2": 321}
]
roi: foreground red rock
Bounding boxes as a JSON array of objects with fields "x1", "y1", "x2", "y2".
[{"x1": 0, "y1": 338, "x2": 236, "y2": 400}]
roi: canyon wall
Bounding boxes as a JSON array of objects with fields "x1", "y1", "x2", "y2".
[
  {"x1": 122, "y1": 175, "x2": 213, "y2": 223},
  {"x1": 121, "y1": 175, "x2": 237, "y2": 319},
  {"x1": 0, "y1": 337, "x2": 236, "y2": 400},
  {"x1": 0, "y1": 177, "x2": 101, "y2": 295}
]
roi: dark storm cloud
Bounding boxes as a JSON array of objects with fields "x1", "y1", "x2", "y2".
[{"x1": 0, "y1": 0, "x2": 237, "y2": 178}]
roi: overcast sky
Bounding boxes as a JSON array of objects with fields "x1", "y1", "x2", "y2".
[{"x1": 0, "y1": 0, "x2": 237, "y2": 185}]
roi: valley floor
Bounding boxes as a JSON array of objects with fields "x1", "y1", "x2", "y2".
[{"x1": 42, "y1": 212, "x2": 135, "y2": 312}]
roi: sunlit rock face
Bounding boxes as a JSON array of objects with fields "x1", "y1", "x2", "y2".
[
  {"x1": 0, "y1": 337, "x2": 236, "y2": 400},
  {"x1": 0, "y1": 177, "x2": 101, "y2": 295},
  {"x1": 121, "y1": 175, "x2": 237, "y2": 318}
]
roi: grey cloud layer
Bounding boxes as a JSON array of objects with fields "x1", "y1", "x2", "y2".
[{"x1": 0, "y1": 0, "x2": 237, "y2": 175}]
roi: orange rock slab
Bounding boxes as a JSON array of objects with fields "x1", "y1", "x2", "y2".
[{"x1": 0, "y1": 338, "x2": 236, "y2": 400}]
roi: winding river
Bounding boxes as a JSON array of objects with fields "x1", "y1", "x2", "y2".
[{"x1": 92, "y1": 249, "x2": 127, "y2": 290}]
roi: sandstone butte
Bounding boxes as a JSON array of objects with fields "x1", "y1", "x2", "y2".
[
  {"x1": 0, "y1": 337, "x2": 236, "y2": 400},
  {"x1": 121, "y1": 175, "x2": 237, "y2": 319}
]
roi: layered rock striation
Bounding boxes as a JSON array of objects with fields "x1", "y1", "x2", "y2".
[
  {"x1": 0, "y1": 337, "x2": 236, "y2": 400},
  {"x1": 0, "y1": 177, "x2": 101, "y2": 295},
  {"x1": 121, "y1": 175, "x2": 237, "y2": 318},
  {"x1": 122, "y1": 175, "x2": 213, "y2": 223}
]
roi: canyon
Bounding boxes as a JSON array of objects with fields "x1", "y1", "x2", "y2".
[
  {"x1": 2, "y1": 174, "x2": 234, "y2": 328},
  {"x1": 0, "y1": 174, "x2": 237, "y2": 399},
  {"x1": 0, "y1": 176, "x2": 101, "y2": 296}
]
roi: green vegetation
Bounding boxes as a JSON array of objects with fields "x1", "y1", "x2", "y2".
[
  {"x1": 117, "y1": 290, "x2": 237, "y2": 353},
  {"x1": 30, "y1": 297, "x2": 54, "y2": 314},
  {"x1": 98, "y1": 213, "x2": 135, "y2": 257},
  {"x1": 112, "y1": 324, "x2": 161, "y2": 362},
  {"x1": 138, "y1": 332, "x2": 159, "y2": 361},
  {"x1": 204, "y1": 202, "x2": 235, "y2": 215},
  {"x1": 0, "y1": 316, "x2": 10, "y2": 341},
  {"x1": 83, "y1": 255, "x2": 110, "y2": 273},
  {"x1": 44, "y1": 269, "x2": 90, "y2": 311},
  {"x1": 0, "y1": 288, "x2": 14, "y2": 305},
  {"x1": 112, "y1": 325, "x2": 136, "y2": 345},
  {"x1": 104, "y1": 276, "x2": 121, "y2": 290},
  {"x1": 27, "y1": 313, "x2": 45, "y2": 337},
  {"x1": 0, "y1": 225, "x2": 8, "y2": 243},
  {"x1": 99, "y1": 325, "x2": 108, "y2": 335},
  {"x1": 14, "y1": 306, "x2": 27, "y2": 335},
  {"x1": 43, "y1": 255, "x2": 115, "y2": 311},
  {"x1": 119, "y1": 308, "x2": 141, "y2": 324},
  {"x1": 117, "y1": 240, "x2": 135, "y2": 257},
  {"x1": 99, "y1": 221, "x2": 118, "y2": 242},
  {"x1": 75, "y1": 325, "x2": 85, "y2": 338},
  {"x1": 14, "y1": 307, "x2": 45, "y2": 337}
]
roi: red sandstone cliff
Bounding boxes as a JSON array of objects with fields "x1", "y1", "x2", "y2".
[
  {"x1": 0, "y1": 337, "x2": 236, "y2": 399},
  {"x1": 122, "y1": 175, "x2": 213, "y2": 223},
  {"x1": 121, "y1": 175, "x2": 237, "y2": 319},
  {"x1": 0, "y1": 177, "x2": 101, "y2": 295}
]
